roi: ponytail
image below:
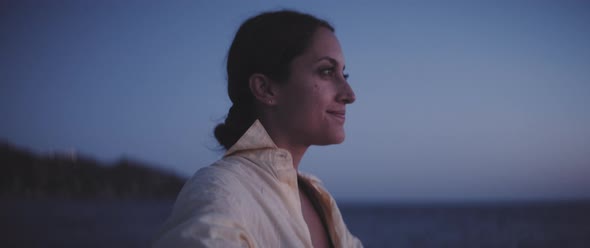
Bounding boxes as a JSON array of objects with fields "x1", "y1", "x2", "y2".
[{"x1": 214, "y1": 103, "x2": 256, "y2": 150}]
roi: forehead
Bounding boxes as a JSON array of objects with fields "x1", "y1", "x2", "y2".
[{"x1": 300, "y1": 27, "x2": 345, "y2": 64}]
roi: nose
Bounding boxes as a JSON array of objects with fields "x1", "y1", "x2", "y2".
[{"x1": 337, "y1": 81, "x2": 356, "y2": 104}]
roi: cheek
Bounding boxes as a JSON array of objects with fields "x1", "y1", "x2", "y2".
[
  {"x1": 290, "y1": 86, "x2": 323, "y2": 126},
  {"x1": 309, "y1": 84, "x2": 325, "y2": 116},
  {"x1": 286, "y1": 80, "x2": 329, "y2": 122}
]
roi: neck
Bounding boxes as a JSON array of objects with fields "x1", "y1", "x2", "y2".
[
  {"x1": 271, "y1": 135, "x2": 308, "y2": 170},
  {"x1": 281, "y1": 144, "x2": 307, "y2": 170},
  {"x1": 259, "y1": 118, "x2": 308, "y2": 170}
]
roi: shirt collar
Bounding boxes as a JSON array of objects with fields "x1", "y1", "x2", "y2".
[
  {"x1": 224, "y1": 119, "x2": 278, "y2": 157},
  {"x1": 223, "y1": 120, "x2": 296, "y2": 182},
  {"x1": 222, "y1": 120, "x2": 331, "y2": 212}
]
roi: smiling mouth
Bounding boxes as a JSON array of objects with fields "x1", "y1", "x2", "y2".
[{"x1": 327, "y1": 110, "x2": 346, "y2": 122}]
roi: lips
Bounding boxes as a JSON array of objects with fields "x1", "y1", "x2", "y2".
[{"x1": 327, "y1": 110, "x2": 346, "y2": 122}]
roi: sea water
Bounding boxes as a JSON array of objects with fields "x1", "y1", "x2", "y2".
[
  {"x1": 340, "y1": 202, "x2": 590, "y2": 247},
  {"x1": 1, "y1": 200, "x2": 589, "y2": 247}
]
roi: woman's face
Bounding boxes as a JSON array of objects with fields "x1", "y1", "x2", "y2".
[{"x1": 274, "y1": 27, "x2": 356, "y2": 147}]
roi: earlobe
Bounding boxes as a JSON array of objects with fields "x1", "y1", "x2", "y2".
[{"x1": 249, "y1": 73, "x2": 278, "y2": 106}]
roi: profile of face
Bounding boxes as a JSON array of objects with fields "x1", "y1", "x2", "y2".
[{"x1": 273, "y1": 27, "x2": 356, "y2": 147}]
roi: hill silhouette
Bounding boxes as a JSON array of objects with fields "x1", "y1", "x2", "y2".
[{"x1": 0, "y1": 141, "x2": 187, "y2": 199}]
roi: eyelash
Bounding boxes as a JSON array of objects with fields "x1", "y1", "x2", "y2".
[{"x1": 319, "y1": 67, "x2": 349, "y2": 80}]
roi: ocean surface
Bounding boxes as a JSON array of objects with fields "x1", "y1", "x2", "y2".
[{"x1": 1, "y1": 199, "x2": 589, "y2": 247}]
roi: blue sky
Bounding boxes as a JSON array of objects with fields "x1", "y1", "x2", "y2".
[{"x1": 1, "y1": 1, "x2": 589, "y2": 202}]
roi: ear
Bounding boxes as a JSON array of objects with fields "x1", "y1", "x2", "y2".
[{"x1": 249, "y1": 73, "x2": 279, "y2": 106}]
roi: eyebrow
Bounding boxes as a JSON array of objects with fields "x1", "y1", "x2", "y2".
[{"x1": 315, "y1": 56, "x2": 346, "y2": 70}]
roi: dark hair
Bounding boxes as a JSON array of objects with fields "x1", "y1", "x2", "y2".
[{"x1": 214, "y1": 10, "x2": 334, "y2": 150}]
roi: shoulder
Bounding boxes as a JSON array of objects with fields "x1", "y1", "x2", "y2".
[
  {"x1": 153, "y1": 158, "x2": 258, "y2": 247},
  {"x1": 175, "y1": 157, "x2": 254, "y2": 210}
]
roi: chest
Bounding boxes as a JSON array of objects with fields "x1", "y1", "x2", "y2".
[{"x1": 299, "y1": 189, "x2": 332, "y2": 248}]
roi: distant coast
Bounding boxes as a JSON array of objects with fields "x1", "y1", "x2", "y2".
[{"x1": 0, "y1": 142, "x2": 186, "y2": 199}]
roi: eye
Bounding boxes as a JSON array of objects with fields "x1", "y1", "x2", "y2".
[
  {"x1": 318, "y1": 66, "x2": 348, "y2": 80},
  {"x1": 319, "y1": 67, "x2": 335, "y2": 77}
]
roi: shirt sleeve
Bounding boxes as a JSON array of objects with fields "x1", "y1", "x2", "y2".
[
  {"x1": 152, "y1": 212, "x2": 253, "y2": 248},
  {"x1": 152, "y1": 167, "x2": 254, "y2": 248}
]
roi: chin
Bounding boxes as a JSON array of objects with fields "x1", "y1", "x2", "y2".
[
  {"x1": 332, "y1": 133, "x2": 346, "y2": 144},
  {"x1": 316, "y1": 132, "x2": 345, "y2": 146}
]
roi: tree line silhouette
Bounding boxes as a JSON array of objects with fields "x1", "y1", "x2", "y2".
[{"x1": 1, "y1": 141, "x2": 187, "y2": 199}]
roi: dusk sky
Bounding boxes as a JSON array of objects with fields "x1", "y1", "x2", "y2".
[{"x1": 2, "y1": 1, "x2": 589, "y2": 202}]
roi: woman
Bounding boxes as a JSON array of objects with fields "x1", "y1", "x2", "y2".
[{"x1": 154, "y1": 10, "x2": 362, "y2": 248}]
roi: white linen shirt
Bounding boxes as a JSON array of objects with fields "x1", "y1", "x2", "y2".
[{"x1": 153, "y1": 120, "x2": 362, "y2": 247}]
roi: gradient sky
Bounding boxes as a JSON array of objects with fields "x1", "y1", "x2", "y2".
[{"x1": 1, "y1": 1, "x2": 589, "y2": 202}]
